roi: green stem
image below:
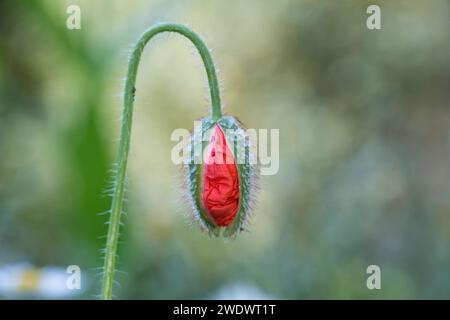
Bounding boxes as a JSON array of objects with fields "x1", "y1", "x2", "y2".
[{"x1": 100, "y1": 23, "x2": 222, "y2": 300}]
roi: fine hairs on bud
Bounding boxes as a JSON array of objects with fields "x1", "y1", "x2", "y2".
[
  {"x1": 180, "y1": 116, "x2": 259, "y2": 238},
  {"x1": 100, "y1": 23, "x2": 259, "y2": 300}
]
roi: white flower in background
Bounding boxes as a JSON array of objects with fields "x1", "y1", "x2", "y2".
[
  {"x1": 0, "y1": 264, "x2": 85, "y2": 298},
  {"x1": 210, "y1": 282, "x2": 274, "y2": 300}
]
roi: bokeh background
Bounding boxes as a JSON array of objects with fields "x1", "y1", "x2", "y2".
[{"x1": 0, "y1": 0, "x2": 449, "y2": 299}]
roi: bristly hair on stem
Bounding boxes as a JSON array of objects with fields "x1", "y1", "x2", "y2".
[{"x1": 100, "y1": 23, "x2": 222, "y2": 300}]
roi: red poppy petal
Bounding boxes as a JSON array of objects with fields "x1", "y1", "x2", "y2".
[{"x1": 201, "y1": 125, "x2": 239, "y2": 226}]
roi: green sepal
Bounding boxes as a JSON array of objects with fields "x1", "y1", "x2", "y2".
[{"x1": 184, "y1": 116, "x2": 258, "y2": 238}]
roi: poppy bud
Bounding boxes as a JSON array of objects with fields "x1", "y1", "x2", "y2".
[{"x1": 183, "y1": 116, "x2": 258, "y2": 237}]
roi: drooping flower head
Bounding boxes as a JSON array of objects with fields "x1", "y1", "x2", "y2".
[{"x1": 183, "y1": 116, "x2": 258, "y2": 237}]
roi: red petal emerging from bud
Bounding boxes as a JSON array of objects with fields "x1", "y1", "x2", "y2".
[{"x1": 201, "y1": 125, "x2": 239, "y2": 227}]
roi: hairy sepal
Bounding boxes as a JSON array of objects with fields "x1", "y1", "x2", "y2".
[{"x1": 183, "y1": 116, "x2": 258, "y2": 238}]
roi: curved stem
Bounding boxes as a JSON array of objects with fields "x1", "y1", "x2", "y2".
[{"x1": 101, "y1": 23, "x2": 222, "y2": 300}]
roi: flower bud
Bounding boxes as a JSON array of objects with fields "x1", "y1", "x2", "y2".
[{"x1": 183, "y1": 116, "x2": 258, "y2": 237}]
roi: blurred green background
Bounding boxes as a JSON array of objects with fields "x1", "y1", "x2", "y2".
[{"x1": 0, "y1": 0, "x2": 449, "y2": 299}]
